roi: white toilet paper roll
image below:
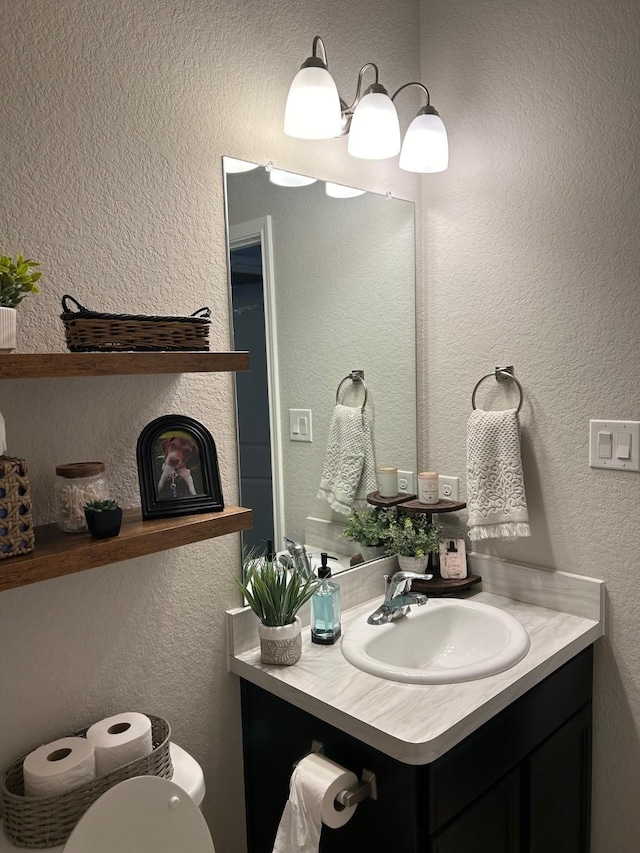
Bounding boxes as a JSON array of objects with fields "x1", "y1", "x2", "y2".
[
  {"x1": 273, "y1": 753, "x2": 359, "y2": 853},
  {"x1": 23, "y1": 737, "x2": 96, "y2": 798},
  {"x1": 86, "y1": 712, "x2": 153, "y2": 776}
]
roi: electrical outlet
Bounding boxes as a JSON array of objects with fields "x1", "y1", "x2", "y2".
[
  {"x1": 398, "y1": 470, "x2": 415, "y2": 494},
  {"x1": 439, "y1": 475, "x2": 460, "y2": 501}
]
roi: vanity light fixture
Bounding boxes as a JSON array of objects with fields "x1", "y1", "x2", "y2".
[
  {"x1": 325, "y1": 182, "x2": 366, "y2": 198},
  {"x1": 284, "y1": 36, "x2": 448, "y2": 172}
]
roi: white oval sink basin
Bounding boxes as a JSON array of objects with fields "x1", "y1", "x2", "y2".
[{"x1": 341, "y1": 598, "x2": 530, "y2": 684}]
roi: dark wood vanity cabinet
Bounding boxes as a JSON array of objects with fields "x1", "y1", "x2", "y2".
[{"x1": 240, "y1": 646, "x2": 592, "y2": 853}]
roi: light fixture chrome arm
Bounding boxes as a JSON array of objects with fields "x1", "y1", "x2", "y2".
[
  {"x1": 391, "y1": 81, "x2": 440, "y2": 118},
  {"x1": 340, "y1": 63, "x2": 392, "y2": 135},
  {"x1": 311, "y1": 36, "x2": 328, "y2": 65}
]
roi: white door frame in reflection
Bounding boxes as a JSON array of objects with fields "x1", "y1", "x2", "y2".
[{"x1": 229, "y1": 216, "x2": 285, "y2": 549}]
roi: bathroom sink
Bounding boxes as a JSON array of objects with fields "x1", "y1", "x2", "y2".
[{"x1": 341, "y1": 598, "x2": 530, "y2": 684}]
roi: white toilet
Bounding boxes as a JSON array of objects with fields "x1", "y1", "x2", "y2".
[{"x1": 0, "y1": 743, "x2": 215, "y2": 852}]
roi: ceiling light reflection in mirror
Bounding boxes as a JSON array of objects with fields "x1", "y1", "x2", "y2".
[{"x1": 224, "y1": 158, "x2": 417, "y2": 566}]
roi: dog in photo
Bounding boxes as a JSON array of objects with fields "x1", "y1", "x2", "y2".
[{"x1": 157, "y1": 434, "x2": 200, "y2": 497}]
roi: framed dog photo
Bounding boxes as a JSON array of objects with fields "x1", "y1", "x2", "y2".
[{"x1": 136, "y1": 415, "x2": 224, "y2": 520}]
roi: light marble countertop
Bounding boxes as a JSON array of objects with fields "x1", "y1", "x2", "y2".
[{"x1": 227, "y1": 556, "x2": 604, "y2": 765}]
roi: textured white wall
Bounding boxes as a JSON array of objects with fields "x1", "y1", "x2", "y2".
[
  {"x1": 227, "y1": 168, "x2": 417, "y2": 541},
  {"x1": 0, "y1": 1, "x2": 420, "y2": 851},
  {"x1": 419, "y1": 0, "x2": 640, "y2": 849}
]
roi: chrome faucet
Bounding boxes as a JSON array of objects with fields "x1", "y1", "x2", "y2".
[
  {"x1": 283, "y1": 537, "x2": 313, "y2": 580},
  {"x1": 367, "y1": 571, "x2": 432, "y2": 625}
]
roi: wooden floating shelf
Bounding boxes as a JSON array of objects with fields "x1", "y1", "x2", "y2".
[
  {"x1": 0, "y1": 506, "x2": 253, "y2": 593},
  {"x1": 0, "y1": 352, "x2": 250, "y2": 380}
]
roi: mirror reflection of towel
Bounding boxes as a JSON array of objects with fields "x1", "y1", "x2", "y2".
[
  {"x1": 0, "y1": 410, "x2": 6, "y2": 455},
  {"x1": 317, "y1": 404, "x2": 377, "y2": 515}
]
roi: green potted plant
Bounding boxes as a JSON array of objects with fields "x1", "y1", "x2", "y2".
[
  {"x1": 84, "y1": 499, "x2": 123, "y2": 539},
  {"x1": 386, "y1": 514, "x2": 442, "y2": 572},
  {"x1": 236, "y1": 552, "x2": 318, "y2": 666},
  {"x1": 342, "y1": 507, "x2": 395, "y2": 561},
  {"x1": 0, "y1": 255, "x2": 42, "y2": 352}
]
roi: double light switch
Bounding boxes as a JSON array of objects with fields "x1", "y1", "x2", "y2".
[{"x1": 589, "y1": 420, "x2": 640, "y2": 471}]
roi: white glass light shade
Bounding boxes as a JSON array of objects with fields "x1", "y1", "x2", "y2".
[
  {"x1": 347, "y1": 92, "x2": 401, "y2": 160},
  {"x1": 223, "y1": 158, "x2": 260, "y2": 173},
  {"x1": 399, "y1": 112, "x2": 449, "y2": 173},
  {"x1": 284, "y1": 66, "x2": 342, "y2": 139},
  {"x1": 325, "y1": 182, "x2": 366, "y2": 198},
  {"x1": 269, "y1": 169, "x2": 317, "y2": 187}
]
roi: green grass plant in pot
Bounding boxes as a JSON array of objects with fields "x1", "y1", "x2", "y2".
[
  {"x1": 386, "y1": 514, "x2": 442, "y2": 573},
  {"x1": 342, "y1": 507, "x2": 396, "y2": 561},
  {"x1": 84, "y1": 499, "x2": 123, "y2": 539},
  {"x1": 236, "y1": 552, "x2": 318, "y2": 666},
  {"x1": 0, "y1": 255, "x2": 42, "y2": 353}
]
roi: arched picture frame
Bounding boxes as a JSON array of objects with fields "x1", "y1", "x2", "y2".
[{"x1": 136, "y1": 415, "x2": 224, "y2": 520}]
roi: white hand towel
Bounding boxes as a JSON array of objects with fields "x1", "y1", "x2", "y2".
[
  {"x1": 317, "y1": 404, "x2": 377, "y2": 515},
  {"x1": 467, "y1": 408, "x2": 531, "y2": 541},
  {"x1": 0, "y1": 409, "x2": 6, "y2": 455}
]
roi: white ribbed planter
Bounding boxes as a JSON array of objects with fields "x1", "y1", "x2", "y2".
[
  {"x1": 397, "y1": 554, "x2": 430, "y2": 573},
  {"x1": 0, "y1": 308, "x2": 16, "y2": 353},
  {"x1": 258, "y1": 616, "x2": 302, "y2": 666}
]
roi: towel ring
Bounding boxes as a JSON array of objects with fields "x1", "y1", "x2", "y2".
[
  {"x1": 336, "y1": 370, "x2": 368, "y2": 410},
  {"x1": 472, "y1": 367, "x2": 524, "y2": 414}
]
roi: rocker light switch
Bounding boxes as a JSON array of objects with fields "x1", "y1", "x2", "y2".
[
  {"x1": 590, "y1": 420, "x2": 640, "y2": 471},
  {"x1": 290, "y1": 409, "x2": 313, "y2": 442},
  {"x1": 617, "y1": 432, "x2": 632, "y2": 459},
  {"x1": 597, "y1": 431, "x2": 612, "y2": 459}
]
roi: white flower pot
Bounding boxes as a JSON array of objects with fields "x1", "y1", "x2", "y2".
[
  {"x1": 258, "y1": 616, "x2": 302, "y2": 666},
  {"x1": 397, "y1": 554, "x2": 430, "y2": 573},
  {"x1": 0, "y1": 308, "x2": 16, "y2": 353},
  {"x1": 361, "y1": 544, "x2": 386, "y2": 562}
]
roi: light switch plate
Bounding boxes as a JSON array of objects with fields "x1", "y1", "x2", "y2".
[
  {"x1": 589, "y1": 420, "x2": 640, "y2": 471},
  {"x1": 289, "y1": 409, "x2": 313, "y2": 442}
]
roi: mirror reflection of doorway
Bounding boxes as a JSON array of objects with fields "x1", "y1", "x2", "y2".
[{"x1": 230, "y1": 218, "x2": 284, "y2": 554}]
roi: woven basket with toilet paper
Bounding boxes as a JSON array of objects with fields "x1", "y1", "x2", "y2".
[{"x1": 1, "y1": 713, "x2": 172, "y2": 848}]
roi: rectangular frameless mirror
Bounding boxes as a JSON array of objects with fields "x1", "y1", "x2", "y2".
[{"x1": 223, "y1": 157, "x2": 417, "y2": 574}]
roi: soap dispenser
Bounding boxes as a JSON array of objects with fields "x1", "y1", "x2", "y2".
[{"x1": 311, "y1": 553, "x2": 341, "y2": 645}]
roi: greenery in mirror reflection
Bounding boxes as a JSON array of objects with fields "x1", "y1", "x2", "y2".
[{"x1": 342, "y1": 507, "x2": 396, "y2": 548}]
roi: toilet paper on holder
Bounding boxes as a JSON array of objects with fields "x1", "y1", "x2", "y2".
[
  {"x1": 293, "y1": 741, "x2": 378, "y2": 811},
  {"x1": 273, "y1": 747, "x2": 377, "y2": 853}
]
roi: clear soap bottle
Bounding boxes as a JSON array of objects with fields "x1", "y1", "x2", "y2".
[{"x1": 311, "y1": 553, "x2": 341, "y2": 645}]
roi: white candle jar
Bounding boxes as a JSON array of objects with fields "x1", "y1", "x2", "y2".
[
  {"x1": 55, "y1": 462, "x2": 109, "y2": 533},
  {"x1": 418, "y1": 471, "x2": 439, "y2": 505},
  {"x1": 377, "y1": 466, "x2": 399, "y2": 498}
]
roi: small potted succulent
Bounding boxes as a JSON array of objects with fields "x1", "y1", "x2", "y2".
[
  {"x1": 236, "y1": 551, "x2": 318, "y2": 666},
  {"x1": 84, "y1": 499, "x2": 123, "y2": 539},
  {"x1": 0, "y1": 255, "x2": 42, "y2": 352},
  {"x1": 342, "y1": 507, "x2": 395, "y2": 561},
  {"x1": 386, "y1": 514, "x2": 442, "y2": 572}
]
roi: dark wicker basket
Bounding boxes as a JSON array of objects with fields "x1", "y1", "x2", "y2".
[
  {"x1": 1, "y1": 714, "x2": 172, "y2": 849},
  {"x1": 0, "y1": 456, "x2": 35, "y2": 560},
  {"x1": 60, "y1": 295, "x2": 211, "y2": 352}
]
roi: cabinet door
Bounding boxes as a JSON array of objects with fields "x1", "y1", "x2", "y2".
[
  {"x1": 431, "y1": 768, "x2": 521, "y2": 853},
  {"x1": 527, "y1": 706, "x2": 592, "y2": 853}
]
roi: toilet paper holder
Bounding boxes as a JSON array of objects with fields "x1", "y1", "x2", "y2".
[{"x1": 294, "y1": 741, "x2": 378, "y2": 808}]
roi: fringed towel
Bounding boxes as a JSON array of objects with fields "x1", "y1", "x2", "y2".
[
  {"x1": 318, "y1": 404, "x2": 377, "y2": 515},
  {"x1": 467, "y1": 408, "x2": 531, "y2": 541}
]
